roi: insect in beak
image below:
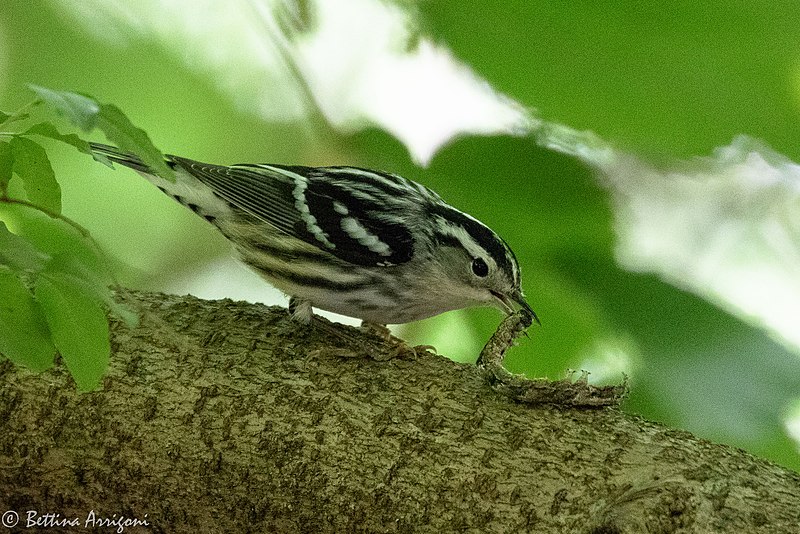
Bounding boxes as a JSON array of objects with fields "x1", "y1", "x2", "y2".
[{"x1": 491, "y1": 289, "x2": 540, "y2": 325}]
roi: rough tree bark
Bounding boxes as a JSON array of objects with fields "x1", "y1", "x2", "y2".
[{"x1": 1, "y1": 291, "x2": 798, "y2": 533}]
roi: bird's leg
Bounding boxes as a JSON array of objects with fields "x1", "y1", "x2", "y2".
[
  {"x1": 360, "y1": 321, "x2": 436, "y2": 359},
  {"x1": 287, "y1": 301, "x2": 400, "y2": 358},
  {"x1": 360, "y1": 321, "x2": 393, "y2": 340}
]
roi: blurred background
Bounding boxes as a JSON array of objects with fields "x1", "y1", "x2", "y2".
[{"x1": 1, "y1": 0, "x2": 799, "y2": 470}]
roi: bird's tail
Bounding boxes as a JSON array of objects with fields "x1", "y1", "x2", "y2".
[{"x1": 89, "y1": 142, "x2": 155, "y2": 174}]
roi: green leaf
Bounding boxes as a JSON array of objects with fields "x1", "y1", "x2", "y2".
[
  {"x1": 10, "y1": 136, "x2": 62, "y2": 212},
  {"x1": 0, "y1": 110, "x2": 31, "y2": 128},
  {"x1": 0, "y1": 221, "x2": 50, "y2": 272},
  {"x1": 35, "y1": 270, "x2": 110, "y2": 391},
  {"x1": 44, "y1": 252, "x2": 111, "y2": 299},
  {"x1": 28, "y1": 84, "x2": 99, "y2": 131},
  {"x1": 22, "y1": 121, "x2": 114, "y2": 169},
  {"x1": 418, "y1": 2, "x2": 800, "y2": 158},
  {"x1": 29, "y1": 85, "x2": 172, "y2": 179},
  {"x1": 0, "y1": 267, "x2": 55, "y2": 371},
  {"x1": 0, "y1": 141, "x2": 12, "y2": 194},
  {"x1": 42, "y1": 252, "x2": 138, "y2": 327},
  {"x1": 96, "y1": 103, "x2": 175, "y2": 181},
  {"x1": 23, "y1": 122, "x2": 92, "y2": 154},
  {"x1": 46, "y1": 252, "x2": 116, "y2": 307}
]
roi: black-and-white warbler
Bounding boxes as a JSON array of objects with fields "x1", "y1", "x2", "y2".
[{"x1": 90, "y1": 143, "x2": 536, "y2": 326}]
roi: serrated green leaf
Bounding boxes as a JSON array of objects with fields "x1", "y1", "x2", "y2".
[
  {"x1": 35, "y1": 271, "x2": 110, "y2": 391},
  {"x1": 42, "y1": 252, "x2": 139, "y2": 328},
  {"x1": 0, "y1": 111, "x2": 9, "y2": 123},
  {"x1": 29, "y1": 85, "x2": 99, "y2": 132},
  {"x1": 23, "y1": 122, "x2": 92, "y2": 154},
  {"x1": 44, "y1": 252, "x2": 110, "y2": 294},
  {"x1": 0, "y1": 221, "x2": 50, "y2": 271},
  {"x1": 27, "y1": 86, "x2": 169, "y2": 177},
  {"x1": 0, "y1": 141, "x2": 12, "y2": 194},
  {"x1": 0, "y1": 267, "x2": 55, "y2": 371},
  {"x1": 10, "y1": 136, "x2": 62, "y2": 213},
  {"x1": 97, "y1": 103, "x2": 175, "y2": 181},
  {"x1": 22, "y1": 122, "x2": 113, "y2": 168}
]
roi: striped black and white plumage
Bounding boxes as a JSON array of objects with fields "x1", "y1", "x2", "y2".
[{"x1": 90, "y1": 143, "x2": 536, "y2": 325}]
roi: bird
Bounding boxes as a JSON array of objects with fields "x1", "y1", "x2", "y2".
[{"x1": 89, "y1": 142, "x2": 537, "y2": 328}]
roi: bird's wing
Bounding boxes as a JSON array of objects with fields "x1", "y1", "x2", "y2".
[
  {"x1": 172, "y1": 158, "x2": 417, "y2": 267},
  {"x1": 89, "y1": 142, "x2": 419, "y2": 266}
]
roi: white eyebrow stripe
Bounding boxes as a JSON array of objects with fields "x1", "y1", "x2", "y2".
[{"x1": 433, "y1": 216, "x2": 488, "y2": 260}]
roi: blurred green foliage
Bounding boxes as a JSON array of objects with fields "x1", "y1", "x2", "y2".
[
  {"x1": 420, "y1": 1, "x2": 800, "y2": 161},
  {"x1": 1, "y1": 0, "x2": 798, "y2": 470}
]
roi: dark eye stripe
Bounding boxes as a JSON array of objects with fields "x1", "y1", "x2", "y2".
[{"x1": 428, "y1": 204, "x2": 513, "y2": 276}]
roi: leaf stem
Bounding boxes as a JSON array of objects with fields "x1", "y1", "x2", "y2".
[
  {"x1": 0, "y1": 99, "x2": 41, "y2": 128},
  {"x1": 0, "y1": 196, "x2": 90, "y2": 237}
]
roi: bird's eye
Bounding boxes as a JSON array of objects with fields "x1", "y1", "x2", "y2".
[{"x1": 471, "y1": 258, "x2": 489, "y2": 277}]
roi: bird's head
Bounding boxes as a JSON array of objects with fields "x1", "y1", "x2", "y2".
[{"x1": 425, "y1": 204, "x2": 538, "y2": 324}]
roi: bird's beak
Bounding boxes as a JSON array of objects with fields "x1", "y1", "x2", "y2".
[{"x1": 492, "y1": 289, "x2": 540, "y2": 325}]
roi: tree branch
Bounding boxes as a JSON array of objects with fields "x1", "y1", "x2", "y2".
[{"x1": 1, "y1": 290, "x2": 798, "y2": 533}]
